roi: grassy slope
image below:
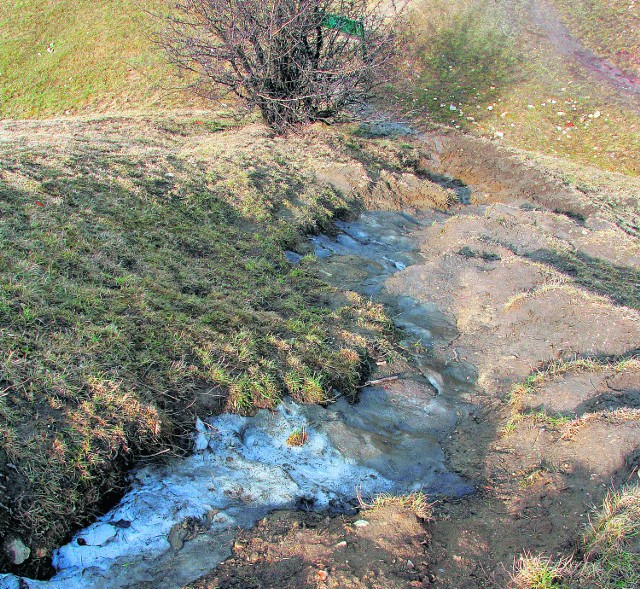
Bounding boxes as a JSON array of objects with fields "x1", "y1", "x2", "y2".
[
  {"x1": 550, "y1": 0, "x2": 640, "y2": 78},
  {"x1": 0, "y1": 114, "x2": 404, "y2": 573},
  {"x1": 395, "y1": 0, "x2": 640, "y2": 176},
  {"x1": 2, "y1": 0, "x2": 638, "y2": 175},
  {"x1": 0, "y1": 0, "x2": 195, "y2": 117}
]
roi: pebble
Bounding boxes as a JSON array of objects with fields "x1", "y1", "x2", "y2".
[
  {"x1": 353, "y1": 519, "x2": 369, "y2": 528},
  {"x1": 3, "y1": 537, "x2": 30, "y2": 565}
]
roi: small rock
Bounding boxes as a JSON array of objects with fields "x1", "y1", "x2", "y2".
[
  {"x1": 353, "y1": 519, "x2": 369, "y2": 528},
  {"x1": 407, "y1": 559, "x2": 415, "y2": 569},
  {"x1": 168, "y1": 523, "x2": 188, "y2": 551},
  {"x1": 3, "y1": 537, "x2": 30, "y2": 565},
  {"x1": 334, "y1": 540, "x2": 347, "y2": 548},
  {"x1": 205, "y1": 509, "x2": 220, "y2": 525},
  {"x1": 194, "y1": 431, "x2": 209, "y2": 451},
  {"x1": 285, "y1": 251, "x2": 303, "y2": 264}
]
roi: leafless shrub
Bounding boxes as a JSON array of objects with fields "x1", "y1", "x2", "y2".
[{"x1": 162, "y1": 0, "x2": 405, "y2": 133}]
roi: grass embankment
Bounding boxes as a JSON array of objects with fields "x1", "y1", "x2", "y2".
[
  {"x1": 0, "y1": 0, "x2": 195, "y2": 118},
  {"x1": 550, "y1": 0, "x2": 640, "y2": 79},
  {"x1": 396, "y1": 0, "x2": 640, "y2": 175},
  {"x1": 0, "y1": 114, "x2": 397, "y2": 575}
]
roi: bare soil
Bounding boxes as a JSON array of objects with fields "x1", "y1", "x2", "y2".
[{"x1": 186, "y1": 506, "x2": 433, "y2": 589}]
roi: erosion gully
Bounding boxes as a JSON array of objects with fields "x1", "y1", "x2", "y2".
[{"x1": 1, "y1": 209, "x2": 480, "y2": 589}]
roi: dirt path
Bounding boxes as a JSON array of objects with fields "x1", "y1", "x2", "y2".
[{"x1": 529, "y1": 0, "x2": 640, "y2": 100}]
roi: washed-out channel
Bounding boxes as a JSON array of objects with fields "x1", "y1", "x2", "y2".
[{"x1": 1, "y1": 211, "x2": 476, "y2": 589}]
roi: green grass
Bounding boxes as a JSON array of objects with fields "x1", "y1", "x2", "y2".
[
  {"x1": 0, "y1": 114, "x2": 397, "y2": 574},
  {"x1": 395, "y1": 0, "x2": 640, "y2": 176},
  {"x1": 0, "y1": 0, "x2": 195, "y2": 118},
  {"x1": 550, "y1": 0, "x2": 640, "y2": 78}
]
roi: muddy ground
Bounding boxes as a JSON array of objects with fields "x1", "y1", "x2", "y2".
[{"x1": 186, "y1": 119, "x2": 639, "y2": 588}]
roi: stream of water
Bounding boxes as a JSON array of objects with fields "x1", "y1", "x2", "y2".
[{"x1": 1, "y1": 210, "x2": 476, "y2": 589}]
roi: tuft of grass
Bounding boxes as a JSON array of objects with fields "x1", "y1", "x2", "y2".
[
  {"x1": 580, "y1": 485, "x2": 640, "y2": 587},
  {"x1": 358, "y1": 491, "x2": 434, "y2": 521},
  {"x1": 512, "y1": 553, "x2": 575, "y2": 589},
  {"x1": 458, "y1": 246, "x2": 501, "y2": 262},
  {"x1": 286, "y1": 427, "x2": 309, "y2": 447}
]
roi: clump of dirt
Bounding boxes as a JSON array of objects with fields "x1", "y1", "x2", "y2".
[{"x1": 187, "y1": 505, "x2": 433, "y2": 589}]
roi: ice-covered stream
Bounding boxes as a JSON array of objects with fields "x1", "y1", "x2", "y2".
[{"x1": 1, "y1": 211, "x2": 475, "y2": 589}]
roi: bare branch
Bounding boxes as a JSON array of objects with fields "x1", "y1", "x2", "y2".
[{"x1": 161, "y1": 0, "x2": 406, "y2": 133}]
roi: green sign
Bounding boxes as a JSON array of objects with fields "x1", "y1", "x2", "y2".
[{"x1": 322, "y1": 13, "x2": 365, "y2": 38}]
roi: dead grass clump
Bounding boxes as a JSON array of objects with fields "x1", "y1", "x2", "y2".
[
  {"x1": 358, "y1": 491, "x2": 434, "y2": 521},
  {"x1": 286, "y1": 427, "x2": 309, "y2": 447}
]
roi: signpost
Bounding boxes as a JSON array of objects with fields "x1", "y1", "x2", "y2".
[{"x1": 322, "y1": 13, "x2": 365, "y2": 38}]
